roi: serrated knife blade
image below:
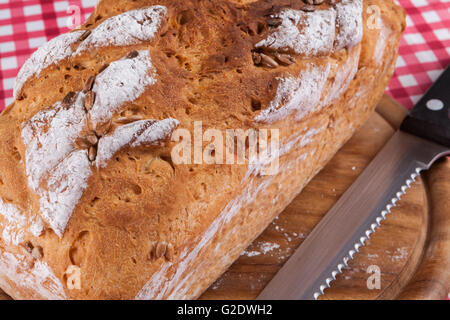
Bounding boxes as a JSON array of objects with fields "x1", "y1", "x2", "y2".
[{"x1": 257, "y1": 66, "x2": 450, "y2": 300}]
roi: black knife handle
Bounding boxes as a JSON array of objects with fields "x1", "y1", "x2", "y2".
[{"x1": 400, "y1": 65, "x2": 450, "y2": 148}]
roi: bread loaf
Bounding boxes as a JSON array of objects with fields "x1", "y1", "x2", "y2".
[{"x1": 0, "y1": 0, "x2": 405, "y2": 299}]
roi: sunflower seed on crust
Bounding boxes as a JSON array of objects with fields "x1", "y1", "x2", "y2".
[
  {"x1": 78, "y1": 30, "x2": 91, "y2": 42},
  {"x1": 275, "y1": 53, "x2": 294, "y2": 66},
  {"x1": 127, "y1": 51, "x2": 139, "y2": 59},
  {"x1": 95, "y1": 120, "x2": 112, "y2": 137},
  {"x1": 84, "y1": 91, "x2": 96, "y2": 111},
  {"x1": 114, "y1": 115, "x2": 144, "y2": 124},
  {"x1": 88, "y1": 146, "x2": 97, "y2": 162},
  {"x1": 266, "y1": 17, "x2": 283, "y2": 27},
  {"x1": 165, "y1": 243, "x2": 174, "y2": 261},
  {"x1": 252, "y1": 52, "x2": 262, "y2": 65},
  {"x1": 83, "y1": 76, "x2": 96, "y2": 92},
  {"x1": 62, "y1": 91, "x2": 77, "y2": 108},
  {"x1": 260, "y1": 53, "x2": 279, "y2": 68},
  {"x1": 74, "y1": 137, "x2": 91, "y2": 150},
  {"x1": 31, "y1": 247, "x2": 43, "y2": 260},
  {"x1": 155, "y1": 242, "x2": 167, "y2": 259},
  {"x1": 85, "y1": 132, "x2": 98, "y2": 146}
]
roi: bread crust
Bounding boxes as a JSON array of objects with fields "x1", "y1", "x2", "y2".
[{"x1": 0, "y1": 0, "x2": 405, "y2": 299}]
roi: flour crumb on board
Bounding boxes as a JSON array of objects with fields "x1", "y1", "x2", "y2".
[
  {"x1": 210, "y1": 277, "x2": 224, "y2": 290},
  {"x1": 241, "y1": 219, "x2": 309, "y2": 258},
  {"x1": 272, "y1": 221, "x2": 307, "y2": 240},
  {"x1": 390, "y1": 247, "x2": 408, "y2": 262},
  {"x1": 242, "y1": 242, "x2": 280, "y2": 257},
  {"x1": 242, "y1": 250, "x2": 261, "y2": 257},
  {"x1": 260, "y1": 242, "x2": 280, "y2": 254},
  {"x1": 367, "y1": 253, "x2": 379, "y2": 260}
]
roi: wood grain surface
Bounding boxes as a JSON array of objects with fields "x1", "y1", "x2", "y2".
[{"x1": 0, "y1": 95, "x2": 448, "y2": 300}]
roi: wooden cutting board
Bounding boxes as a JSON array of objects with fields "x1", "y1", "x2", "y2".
[{"x1": 1, "y1": 95, "x2": 449, "y2": 300}]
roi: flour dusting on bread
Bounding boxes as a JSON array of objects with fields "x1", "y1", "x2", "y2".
[
  {"x1": 256, "y1": 9, "x2": 336, "y2": 56},
  {"x1": 131, "y1": 118, "x2": 179, "y2": 147},
  {"x1": 0, "y1": 252, "x2": 66, "y2": 299},
  {"x1": 255, "y1": 64, "x2": 330, "y2": 123},
  {"x1": 97, "y1": 120, "x2": 154, "y2": 168},
  {"x1": 0, "y1": 200, "x2": 26, "y2": 246},
  {"x1": 254, "y1": 0, "x2": 363, "y2": 122},
  {"x1": 0, "y1": 199, "x2": 44, "y2": 246},
  {"x1": 29, "y1": 216, "x2": 44, "y2": 238},
  {"x1": 21, "y1": 93, "x2": 91, "y2": 236},
  {"x1": 40, "y1": 150, "x2": 92, "y2": 236},
  {"x1": 322, "y1": 46, "x2": 361, "y2": 107},
  {"x1": 96, "y1": 119, "x2": 179, "y2": 168},
  {"x1": 13, "y1": 31, "x2": 84, "y2": 99},
  {"x1": 14, "y1": 6, "x2": 167, "y2": 100},
  {"x1": 21, "y1": 50, "x2": 177, "y2": 236},
  {"x1": 22, "y1": 93, "x2": 87, "y2": 192},
  {"x1": 374, "y1": 21, "x2": 393, "y2": 65},
  {"x1": 89, "y1": 51, "x2": 157, "y2": 127},
  {"x1": 76, "y1": 6, "x2": 167, "y2": 53},
  {"x1": 335, "y1": 0, "x2": 364, "y2": 50}
]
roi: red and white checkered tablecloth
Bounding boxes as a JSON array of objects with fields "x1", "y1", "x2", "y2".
[{"x1": 0, "y1": 0, "x2": 449, "y2": 112}]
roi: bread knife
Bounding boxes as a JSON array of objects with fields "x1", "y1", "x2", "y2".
[{"x1": 257, "y1": 66, "x2": 450, "y2": 300}]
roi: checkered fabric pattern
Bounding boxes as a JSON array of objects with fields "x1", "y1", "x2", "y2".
[
  {"x1": 0, "y1": 0, "x2": 97, "y2": 110},
  {"x1": 0, "y1": 0, "x2": 449, "y2": 111},
  {"x1": 387, "y1": 0, "x2": 450, "y2": 108}
]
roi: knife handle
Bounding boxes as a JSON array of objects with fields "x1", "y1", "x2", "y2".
[{"x1": 401, "y1": 66, "x2": 450, "y2": 148}]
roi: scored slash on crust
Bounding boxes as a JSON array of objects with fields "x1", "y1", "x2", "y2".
[
  {"x1": 13, "y1": 5, "x2": 168, "y2": 99},
  {"x1": 20, "y1": 50, "x2": 179, "y2": 237},
  {"x1": 312, "y1": 168, "x2": 423, "y2": 300}
]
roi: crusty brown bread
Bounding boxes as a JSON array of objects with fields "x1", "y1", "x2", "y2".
[{"x1": 0, "y1": 0, "x2": 404, "y2": 299}]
